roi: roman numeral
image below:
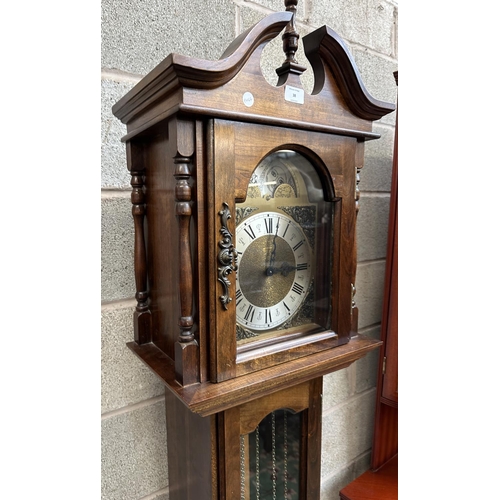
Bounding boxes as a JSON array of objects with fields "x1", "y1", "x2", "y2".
[
  {"x1": 282, "y1": 223, "x2": 290, "y2": 238},
  {"x1": 293, "y1": 240, "x2": 304, "y2": 251},
  {"x1": 244, "y1": 304, "x2": 255, "y2": 322},
  {"x1": 283, "y1": 301, "x2": 290, "y2": 312},
  {"x1": 296, "y1": 263, "x2": 308, "y2": 271},
  {"x1": 265, "y1": 308, "x2": 272, "y2": 324},
  {"x1": 291, "y1": 282, "x2": 304, "y2": 295},
  {"x1": 264, "y1": 217, "x2": 273, "y2": 234},
  {"x1": 244, "y1": 225, "x2": 256, "y2": 240},
  {"x1": 235, "y1": 289, "x2": 243, "y2": 306}
]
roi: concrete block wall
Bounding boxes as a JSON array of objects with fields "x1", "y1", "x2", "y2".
[{"x1": 101, "y1": 1, "x2": 398, "y2": 499}]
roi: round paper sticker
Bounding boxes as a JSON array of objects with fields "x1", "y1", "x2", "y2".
[{"x1": 243, "y1": 92, "x2": 254, "y2": 107}]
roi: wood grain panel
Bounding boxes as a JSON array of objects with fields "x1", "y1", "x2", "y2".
[
  {"x1": 218, "y1": 407, "x2": 241, "y2": 500},
  {"x1": 194, "y1": 119, "x2": 209, "y2": 383},
  {"x1": 211, "y1": 120, "x2": 237, "y2": 382},
  {"x1": 238, "y1": 382, "x2": 310, "y2": 435},
  {"x1": 145, "y1": 129, "x2": 179, "y2": 360},
  {"x1": 165, "y1": 388, "x2": 215, "y2": 500},
  {"x1": 305, "y1": 377, "x2": 323, "y2": 499}
]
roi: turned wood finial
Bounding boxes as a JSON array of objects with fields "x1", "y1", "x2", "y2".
[
  {"x1": 283, "y1": 0, "x2": 300, "y2": 65},
  {"x1": 276, "y1": 0, "x2": 306, "y2": 85}
]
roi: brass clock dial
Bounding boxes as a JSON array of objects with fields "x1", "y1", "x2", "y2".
[
  {"x1": 235, "y1": 211, "x2": 312, "y2": 331},
  {"x1": 235, "y1": 149, "x2": 334, "y2": 344}
]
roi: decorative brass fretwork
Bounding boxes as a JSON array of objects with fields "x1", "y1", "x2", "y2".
[
  {"x1": 352, "y1": 167, "x2": 361, "y2": 313},
  {"x1": 278, "y1": 205, "x2": 316, "y2": 250},
  {"x1": 355, "y1": 167, "x2": 361, "y2": 215},
  {"x1": 218, "y1": 202, "x2": 238, "y2": 310},
  {"x1": 236, "y1": 325, "x2": 258, "y2": 341},
  {"x1": 235, "y1": 206, "x2": 258, "y2": 226}
]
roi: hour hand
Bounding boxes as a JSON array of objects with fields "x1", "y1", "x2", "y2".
[
  {"x1": 266, "y1": 262, "x2": 298, "y2": 277},
  {"x1": 279, "y1": 262, "x2": 298, "y2": 277}
]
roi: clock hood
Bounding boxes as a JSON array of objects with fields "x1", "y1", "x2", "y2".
[{"x1": 112, "y1": 11, "x2": 395, "y2": 141}]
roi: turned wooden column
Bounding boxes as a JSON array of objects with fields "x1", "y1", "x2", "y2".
[
  {"x1": 127, "y1": 141, "x2": 152, "y2": 344},
  {"x1": 169, "y1": 118, "x2": 200, "y2": 386}
]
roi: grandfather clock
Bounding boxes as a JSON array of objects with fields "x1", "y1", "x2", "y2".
[{"x1": 112, "y1": 2, "x2": 395, "y2": 499}]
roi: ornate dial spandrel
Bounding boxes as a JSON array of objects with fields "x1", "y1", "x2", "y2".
[
  {"x1": 278, "y1": 205, "x2": 316, "y2": 250},
  {"x1": 236, "y1": 206, "x2": 258, "y2": 225}
]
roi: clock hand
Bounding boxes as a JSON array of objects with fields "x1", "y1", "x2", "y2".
[
  {"x1": 279, "y1": 262, "x2": 298, "y2": 277},
  {"x1": 266, "y1": 218, "x2": 280, "y2": 276}
]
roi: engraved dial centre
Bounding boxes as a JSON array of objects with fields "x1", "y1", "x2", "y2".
[{"x1": 239, "y1": 236, "x2": 294, "y2": 307}]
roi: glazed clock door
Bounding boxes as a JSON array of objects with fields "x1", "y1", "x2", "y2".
[{"x1": 209, "y1": 119, "x2": 357, "y2": 382}]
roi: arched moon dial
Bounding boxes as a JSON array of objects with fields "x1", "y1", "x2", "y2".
[
  {"x1": 252, "y1": 155, "x2": 299, "y2": 199},
  {"x1": 235, "y1": 211, "x2": 312, "y2": 331}
]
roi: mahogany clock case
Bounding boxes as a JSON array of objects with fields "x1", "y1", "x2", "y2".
[
  {"x1": 112, "y1": 11, "x2": 395, "y2": 395},
  {"x1": 112, "y1": 6, "x2": 395, "y2": 500}
]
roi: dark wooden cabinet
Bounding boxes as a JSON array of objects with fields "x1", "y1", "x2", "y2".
[
  {"x1": 339, "y1": 71, "x2": 398, "y2": 500},
  {"x1": 371, "y1": 71, "x2": 398, "y2": 472},
  {"x1": 112, "y1": 3, "x2": 395, "y2": 498}
]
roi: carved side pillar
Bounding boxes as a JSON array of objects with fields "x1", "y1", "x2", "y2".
[
  {"x1": 170, "y1": 118, "x2": 200, "y2": 386},
  {"x1": 127, "y1": 142, "x2": 152, "y2": 344}
]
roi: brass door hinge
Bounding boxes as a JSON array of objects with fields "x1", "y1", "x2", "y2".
[{"x1": 382, "y1": 356, "x2": 387, "y2": 375}]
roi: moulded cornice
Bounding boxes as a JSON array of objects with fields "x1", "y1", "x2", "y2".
[
  {"x1": 303, "y1": 25, "x2": 396, "y2": 120},
  {"x1": 112, "y1": 12, "x2": 293, "y2": 123}
]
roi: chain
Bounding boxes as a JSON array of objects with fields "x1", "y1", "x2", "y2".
[
  {"x1": 284, "y1": 411, "x2": 288, "y2": 499},
  {"x1": 272, "y1": 412, "x2": 277, "y2": 500},
  {"x1": 240, "y1": 435, "x2": 246, "y2": 500},
  {"x1": 256, "y1": 425, "x2": 260, "y2": 500}
]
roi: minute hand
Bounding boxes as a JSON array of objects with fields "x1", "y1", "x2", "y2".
[{"x1": 266, "y1": 218, "x2": 280, "y2": 276}]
